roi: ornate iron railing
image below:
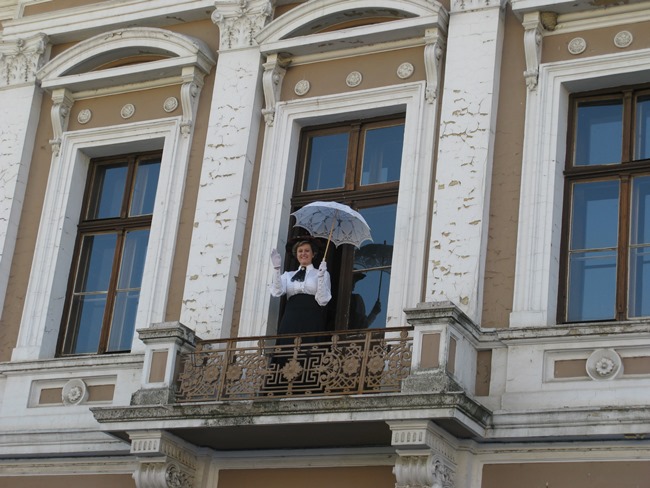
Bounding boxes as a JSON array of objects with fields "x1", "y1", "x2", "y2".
[{"x1": 176, "y1": 327, "x2": 412, "y2": 402}]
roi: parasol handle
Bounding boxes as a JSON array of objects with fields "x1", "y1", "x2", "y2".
[{"x1": 322, "y1": 210, "x2": 338, "y2": 261}]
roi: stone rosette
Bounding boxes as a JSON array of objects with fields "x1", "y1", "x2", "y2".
[{"x1": 586, "y1": 348, "x2": 623, "y2": 380}]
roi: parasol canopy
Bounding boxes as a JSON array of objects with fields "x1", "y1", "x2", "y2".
[{"x1": 291, "y1": 201, "x2": 372, "y2": 256}]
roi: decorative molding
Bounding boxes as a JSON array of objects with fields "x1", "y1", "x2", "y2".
[
  {"x1": 294, "y1": 79, "x2": 310, "y2": 96},
  {"x1": 0, "y1": 33, "x2": 49, "y2": 87},
  {"x1": 77, "y1": 109, "x2": 92, "y2": 124},
  {"x1": 61, "y1": 378, "x2": 88, "y2": 406},
  {"x1": 121, "y1": 103, "x2": 136, "y2": 119},
  {"x1": 345, "y1": 70, "x2": 363, "y2": 88},
  {"x1": 586, "y1": 348, "x2": 623, "y2": 380},
  {"x1": 179, "y1": 69, "x2": 206, "y2": 136},
  {"x1": 130, "y1": 431, "x2": 197, "y2": 488},
  {"x1": 163, "y1": 97, "x2": 179, "y2": 113},
  {"x1": 389, "y1": 420, "x2": 457, "y2": 488},
  {"x1": 522, "y1": 12, "x2": 544, "y2": 91},
  {"x1": 48, "y1": 88, "x2": 74, "y2": 156},
  {"x1": 614, "y1": 30, "x2": 633, "y2": 48},
  {"x1": 423, "y1": 28, "x2": 444, "y2": 103},
  {"x1": 568, "y1": 37, "x2": 587, "y2": 55},
  {"x1": 212, "y1": 0, "x2": 274, "y2": 50},
  {"x1": 261, "y1": 52, "x2": 290, "y2": 126},
  {"x1": 397, "y1": 62, "x2": 415, "y2": 80}
]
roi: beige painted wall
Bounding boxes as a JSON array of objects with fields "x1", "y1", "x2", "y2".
[
  {"x1": 218, "y1": 466, "x2": 395, "y2": 488},
  {"x1": 481, "y1": 6, "x2": 526, "y2": 328},
  {"x1": 23, "y1": 0, "x2": 107, "y2": 16},
  {"x1": 483, "y1": 461, "x2": 650, "y2": 488},
  {"x1": 0, "y1": 474, "x2": 135, "y2": 488},
  {"x1": 543, "y1": 21, "x2": 650, "y2": 64}
]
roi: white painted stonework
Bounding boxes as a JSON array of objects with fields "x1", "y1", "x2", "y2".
[{"x1": 426, "y1": 2, "x2": 505, "y2": 324}]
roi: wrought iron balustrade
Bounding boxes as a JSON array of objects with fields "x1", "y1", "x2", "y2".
[{"x1": 176, "y1": 327, "x2": 412, "y2": 402}]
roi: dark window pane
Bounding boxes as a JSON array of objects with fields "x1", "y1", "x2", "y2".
[
  {"x1": 574, "y1": 100, "x2": 622, "y2": 166},
  {"x1": 107, "y1": 290, "x2": 140, "y2": 352},
  {"x1": 349, "y1": 204, "x2": 397, "y2": 328},
  {"x1": 567, "y1": 250, "x2": 617, "y2": 322},
  {"x1": 303, "y1": 133, "x2": 347, "y2": 191},
  {"x1": 117, "y1": 229, "x2": 150, "y2": 289},
  {"x1": 630, "y1": 176, "x2": 650, "y2": 245},
  {"x1": 88, "y1": 164, "x2": 128, "y2": 219},
  {"x1": 360, "y1": 124, "x2": 404, "y2": 185},
  {"x1": 636, "y1": 95, "x2": 650, "y2": 161},
  {"x1": 69, "y1": 295, "x2": 107, "y2": 354},
  {"x1": 75, "y1": 233, "x2": 118, "y2": 292},
  {"x1": 629, "y1": 246, "x2": 650, "y2": 318},
  {"x1": 570, "y1": 180, "x2": 619, "y2": 250},
  {"x1": 130, "y1": 158, "x2": 161, "y2": 216}
]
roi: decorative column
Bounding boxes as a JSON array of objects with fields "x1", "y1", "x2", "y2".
[
  {"x1": 0, "y1": 33, "x2": 49, "y2": 325},
  {"x1": 130, "y1": 430, "x2": 199, "y2": 488},
  {"x1": 426, "y1": 0, "x2": 506, "y2": 324},
  {"x1": 389, "y1": 420, "x2": 457, "y2": 488},
  {"x1": 180, "y1": 0, "x2": 274, "y2": 339}
]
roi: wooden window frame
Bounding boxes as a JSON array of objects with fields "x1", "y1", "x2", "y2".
[
  {"x1": 290, "y1": 114, "x2": 404, "y2": 331},
  {"x1": 559, "y1": 85, "x2": 650, "y2": 323},
  {"x1": 57, "y1": 151, "x2": 161, "y2": 356}
]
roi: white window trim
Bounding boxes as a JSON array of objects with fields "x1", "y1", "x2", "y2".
[
  {"x1": 238, "y1": 81, "x2": 438, "y2": 337},
  {"x1": 510, "y1": 47, "x2": 650, "y2": 328},
  {"x1": 12, "y1": 118, "x2": 189, "y2": 360}
]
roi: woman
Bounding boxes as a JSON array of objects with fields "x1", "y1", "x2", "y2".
[{"x1": 269, "y1": 239, "x2": 331, "y2": 339}]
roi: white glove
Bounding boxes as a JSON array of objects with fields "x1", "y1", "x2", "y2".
[
  {"x1": 318, "y1": 260, "x2": 327, "y2": 277},
  {"x1": 270, "y1": 248, "x2": 281, "y2": 269}
]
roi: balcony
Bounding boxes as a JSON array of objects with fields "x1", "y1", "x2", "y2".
[{"x1": 176, "y1": 328, "x2": 413, "y2": 402}]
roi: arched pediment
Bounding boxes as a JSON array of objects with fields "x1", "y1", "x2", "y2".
[
  {"x1": 37, "y1": 27, "x2": 216, "y2": 93},
  {"x1": 257, "y1": 0, "x2": 447, "y2": 51}
]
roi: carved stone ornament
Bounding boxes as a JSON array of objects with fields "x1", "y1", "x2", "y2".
[
  {"x1": 77, "y1": 109, "x2": 92, "y2": 124},
  {"x1": 131, "y1": 431, "x2": 197, "y2": 488},
  {"x1": 424, "y1": 27, "x2": 444, "y2": 103},
  {"x1": 294, "y1": 79, "x2": 310, "y2": 96},
  {"x1": 0, "y1": 33, "x2": 49, "y2": 87},
  {"x1": 163, "y1": 97, "x2": 179, "y2": 113},
  {"x1": 397, "y1": 62, "x2": 415, "y2": 80},
  {"x1": 49, "y1": 88, "x2": 74, "y2": 157},
  {"x1": 586, "y1": 348, "x2": 623, "y2": 380},
  {"x1": 346, "y1": 71, "x2": 363, "y2": 88},
  {"x1": 211, "y1": 0, "x2": 274, "y2": 50},
  {"x1": 522, "y1": 12, "x2": 543, "y2": 91},
  {"x1": 568, "y1": 37, "x2": 587, "y2": 55},
  {"x1": 62, "y1": 378, "x2": 89, "y2": 406},
  {"x1": 614, "y1": 31, "x2": 633, "y2": 48},
  {"x1": 121, "y1": 103, "x2": 136, "y2": 119}
]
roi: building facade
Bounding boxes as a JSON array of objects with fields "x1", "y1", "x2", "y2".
[{"x1": 0, "y1": 0, "x2": 649, "y2": 486}]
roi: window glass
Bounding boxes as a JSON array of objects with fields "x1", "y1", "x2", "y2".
[
  {"x1": 360, "y1": 124, "x2": 404, "y2": 185},
  {"x1": 303, "y1": 132, "x2": 348, "y2": 191},
  {"x1": 130, "y1": 158, "x2": 161, "y2": 216},
  {"x1": 574, "y1": 100, "x2": 622, "y2": 166},
  {"x1": 629, "y1": 176, "x2": 650, "y2": 317},
  {"x1": 88, "y1": 164, "x2": 128, "y2": 219},
  {"x1": 74, "y1": 233, "x2": 117, "y2": 293},
  {"x1": 69, "y1": 295, "x2": 107, "y2": 354},
  {"x1": 567, "y1": 181, "x2": 619, "y2": 322},
  {"x1": 570, "y1": 180, "x2": 619, "y2": 250},
  {"x1": 636, "y1": 95, "x2": 650, "y2": 160},
  {"x1": 350, "y1": 204, "x2": 396, "y2": 329}
]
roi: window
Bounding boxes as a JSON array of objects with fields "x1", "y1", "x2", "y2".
[
  {"x1": 561, "y1": 87, "x2": 650, "y2": 322},
  {"x1": 291, "y1": 116, "x2": 404, "y2": 330},
  {"x1": 58, "y1": 152, "x2": 161, "y2": 355}
]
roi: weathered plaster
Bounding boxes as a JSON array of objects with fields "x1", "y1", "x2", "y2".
[{"x1": 426, "y1": 3, "x2": 505, "y2": 324}]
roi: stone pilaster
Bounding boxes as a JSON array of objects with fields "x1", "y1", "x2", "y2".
[
  {"x1": 426, "y1": 0, "x2": 506, "y2": 324},
  {"x1": 180, "y1": 0, "x2": 274, "y2": 339},
  {"x1": 0, "y1": 33, "x2": 50, "y2": 327}
]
